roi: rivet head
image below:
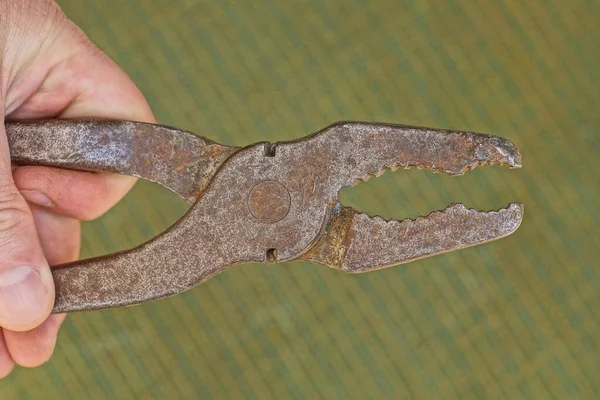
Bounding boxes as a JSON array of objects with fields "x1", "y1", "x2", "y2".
[{"x1": 248, "y1": 181, "x2": 291, "y2": 223}]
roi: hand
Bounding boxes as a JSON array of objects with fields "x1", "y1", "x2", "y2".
[{"x1": 0, "y1": 1, "x2": 154, "y2": 377}]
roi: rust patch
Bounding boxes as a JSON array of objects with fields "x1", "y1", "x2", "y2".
[
  {"x1": 248, "y1": 180, "x2": 291, "y2": 223},
  {"x1": 300, "y1": 204, "x2": 356, "y2": 270}
]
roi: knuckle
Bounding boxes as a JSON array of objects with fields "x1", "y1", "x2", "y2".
[{"x1": 0, "y1": 186, "x2": 32, "y2": 233}]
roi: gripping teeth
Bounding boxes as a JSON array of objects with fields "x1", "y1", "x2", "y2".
[
  {"x1": 355, "y1": 202, "x2": 523, "y2": 226},
  {"x1": 348, "y1": 163, "x2": 405, "y2": 187}
]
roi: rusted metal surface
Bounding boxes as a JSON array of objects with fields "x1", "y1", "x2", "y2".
[
  {"x1": 6, "y1": 119, "x2": 238, "y2": 204},
  {"x1": 302, "y1": 203, "x2": 523, "y2": 272},
  {"x1": 248, "y1": 181, "x2": 292, "y2": 223},
  {"x1": 6, "y1": 119, "x2": 523, "y2": 313}
]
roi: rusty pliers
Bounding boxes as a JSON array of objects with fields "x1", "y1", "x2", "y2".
[{"x1": 5, "y1": 119, "x2": 523, "y2": 313}]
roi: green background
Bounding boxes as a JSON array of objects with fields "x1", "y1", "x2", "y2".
[{"x1": 2, "y1": 0, "x2": 599, "y2": 398}]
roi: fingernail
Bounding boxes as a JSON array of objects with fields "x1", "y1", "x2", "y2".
[
  {"x1": 0, "y1": 266, "x2": 49, "y2": 326},
  {"x1": 20, "y1": 190, "x2": 53, "y2": 208}
]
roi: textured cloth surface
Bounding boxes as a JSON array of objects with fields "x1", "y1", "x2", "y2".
[{"x1": 1, "y1": 1, "x2": 598, "y2": 399}]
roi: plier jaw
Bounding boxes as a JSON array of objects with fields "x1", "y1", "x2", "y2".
[
  {"x1": 6, "y1": 119, "x2": 523, "y2": 312},
  {"x1": 302, "y1": 202, "x2": 523, "y2": 273}
]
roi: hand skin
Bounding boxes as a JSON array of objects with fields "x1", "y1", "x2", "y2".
[{"x1": 0, "y1": 1, "x2": 154, "y2": 377}]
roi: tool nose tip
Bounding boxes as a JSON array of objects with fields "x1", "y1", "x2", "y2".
[
  {"x1": 498, "y1": 138, "x2": 522, "y2": 168},
  {"x1": 476, "y1": 136, "x2": 522, "y2": 168}
]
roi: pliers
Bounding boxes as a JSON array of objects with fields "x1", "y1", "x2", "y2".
[{"x1": 5, "y1": 119, "x2": 523, "y2": 313}]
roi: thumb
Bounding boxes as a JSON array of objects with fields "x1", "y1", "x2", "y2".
[{"x1": 0, "y1": 114, "x2": 54, "y2": 332}]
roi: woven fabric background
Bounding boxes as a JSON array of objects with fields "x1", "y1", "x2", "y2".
[{"x1": 1, "y1": 0, "x2": 598, "y2": 398}]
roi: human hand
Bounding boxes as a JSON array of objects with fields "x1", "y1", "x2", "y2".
[{"x1": 0, "y1": 1, "x2": 154, "y2": 377}]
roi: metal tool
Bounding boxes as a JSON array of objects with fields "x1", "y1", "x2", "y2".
[{"x1": 6, "y1": 119, "x2": 523, "y2": 313}]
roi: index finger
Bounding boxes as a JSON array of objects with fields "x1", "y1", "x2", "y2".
[{"x1": 9, "y1": 24, "x2": 155, "y2": 219}]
